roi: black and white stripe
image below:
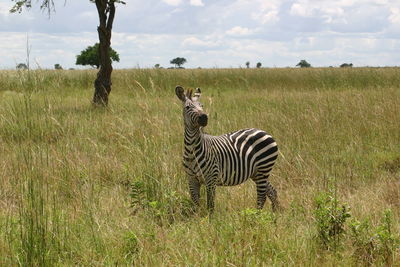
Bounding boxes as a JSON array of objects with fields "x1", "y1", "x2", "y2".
[{"x1": 176, "y1": 86, "x2": 279, "y2": 212}]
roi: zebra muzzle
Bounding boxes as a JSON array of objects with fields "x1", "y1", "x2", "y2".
[{"x1": 198, "y1": 113, "x2": 208, "y2": 127}]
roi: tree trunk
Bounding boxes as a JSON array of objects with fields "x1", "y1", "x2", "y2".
[{"x1": 93, "y1": 0, "x2": 115, "y2": 106}]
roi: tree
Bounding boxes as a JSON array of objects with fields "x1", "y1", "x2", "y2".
[
  {"x1": 154, "y1": 64, "x2": 160, "y2": 69},
  {"x1": 11, "y1": 0, "x2": 126, "y2": 106},
  {"x1": 245, "y1": 61, "x2": 250, "y2": 68},
  {"x1": 76, "y1": 43, "x2": 119, "y2": 69},
  {"x1": 256, "y1": 62, "x2": 262, "y2": 68},
  {"x1": 54, "y1": 63, "x2": 63, "y2": 70},
  {"x1": 340, "y1": 63, "x2": 353, "y2": 68},
  {"x1": 16, "y1": 63, "x2": 28, "y2": 70},
  {"x1": 170, "y1": 57, "x2": 187, "y2": 68},
  {"x1": 296, "y1": 59, "x2": 311, "y2": 68}
]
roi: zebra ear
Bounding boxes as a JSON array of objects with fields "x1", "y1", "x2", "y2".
[{"x1": 175, "y1": 86, "x2": 186, "y2": 101}]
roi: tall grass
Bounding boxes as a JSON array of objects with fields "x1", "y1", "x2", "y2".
[
  {"x1": 0, "y1": 68, "x2": 399, "y2": 265},
  {"x1": 2, "y1": 67, "x2": 400, "y2": 94}
]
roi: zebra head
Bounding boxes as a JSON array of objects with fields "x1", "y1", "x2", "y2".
[{"x1": 176, "y1": 86, "x2": 208, "y2": 128}]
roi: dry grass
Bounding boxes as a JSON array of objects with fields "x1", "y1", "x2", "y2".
[{"x1": 0, "y1": 67, "x2": 399, "y2": 266}]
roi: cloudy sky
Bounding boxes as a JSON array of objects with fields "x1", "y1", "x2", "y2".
[{"x1": 1, "y1": 0, "x2": 400, "y2": 69}]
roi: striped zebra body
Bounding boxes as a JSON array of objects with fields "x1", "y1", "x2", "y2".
[{"x1": 176, "y1": 86, "x2": 279, "y2": 212}]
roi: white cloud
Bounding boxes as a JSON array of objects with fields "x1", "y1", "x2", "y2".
[
  {"x1": 290, "y1": 3, "x2": 312, "y2": 17},
  {"x1": 251, "y1": 1, "x2": 280, "y2": 24},
  {"x1": 290, "y1": 2, "x2": 344, "y2": 18},
  {"x1": 287, "y1": 0, "x2": 393, "y2": 34},
  {"x1": 1, "y1": 0, "x2": 400, "y2": 68},
  {"x1": 161, "y1": 0, "x2": 183, "y2": 6},
  {"x1": 190, "y1": 0, "x2": 204, "y2": 7},
  {"x1": 0, "y1": 3, "x2": 12, "y2": 16},
  {"x1": 183, "y1": 36, "x2": 207, "y2": 46},
  {"x1": 256, "y1": 10, "x2": 279, "y2": 24},
  {"x1": 182, "y1": 36, "x2": 220, "y2": 49},
  {"x1": 289, "y1": 1, "x2": 347, "y2": 18},
  {"x1": 226, "y1": 26, "x2": 255, "y2": 36},
  {"x1": 389, "y1": 7, "x2": 400, "y2": 24}
]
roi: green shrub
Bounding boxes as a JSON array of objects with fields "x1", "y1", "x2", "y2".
[
  {"x1": 375, "y1": 209, "x2": 399, "y2": 264},
  {"x1": 130, "y1": 179, "x2": 194, "y2": 225},
  {"x1": 123, "y1": 231, "x2": 140, "y2": 260},
  {"x1": 349, "y1": 219, "x2": 376, "y2": 265},
  {"x1": 314, "y1": 192, "x2": 351, "y2": 250},
  {"x1": 240, "y1": 208, "x2": 276, "y2": 225},
  {"x1": 350, "y1": 209, "x2": 399, "y2": 265}
]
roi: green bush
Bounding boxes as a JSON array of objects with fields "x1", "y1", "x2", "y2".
[
  {"x1": 314, "y1": 192, "x2": 351, "y2": 250},
  {"x1": 350, "y1": 209, "x2": 399, "y2": 265},
  {"x1": 130, "y1": 179, "x2": 194, "y2": 225}
]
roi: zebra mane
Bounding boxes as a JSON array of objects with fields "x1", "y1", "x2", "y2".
[{"x1": 185, "y1": 88, "x2": 193, "y2": 100}]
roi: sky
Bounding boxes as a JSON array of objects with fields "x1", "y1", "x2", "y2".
[{"x1": 1, "y1": 0, "x2": 400, "y2": 69}]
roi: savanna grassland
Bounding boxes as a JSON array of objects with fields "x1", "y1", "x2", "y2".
[{"x1": 0, "y1": 67, "x2": 399, "y2": 266}]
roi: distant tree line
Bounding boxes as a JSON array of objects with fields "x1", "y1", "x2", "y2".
[
  {"x1": 295, "y1": 60, "x2": 354, "y2": 68},
  {"x1": 340, "y1": 63, "x2": 353, "y2": 68},
  {"x1": 15, "y1": 56, "x2": 356, "y2": 70}
]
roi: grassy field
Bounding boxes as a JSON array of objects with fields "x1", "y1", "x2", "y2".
[{"x1": 0, "y1": 67, "x2": 399, "y2": 266}]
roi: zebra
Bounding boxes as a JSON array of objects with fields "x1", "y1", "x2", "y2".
[{"x1": 175, "y1": 85, "x2": 279, "y2": 212}]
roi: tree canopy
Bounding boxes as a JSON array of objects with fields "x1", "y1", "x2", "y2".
[
  {"x1": 10, "y1": 0, "x2": 54, "y2": 15},
  {"x1": 296, "y1": 60, "x2": 311, "y2": 68},
  {"x1": 16, "y1": 63, "x2": 28, "y2": 70},
  {"x1": 340, "y1": 63, "x2": 353, "y2": 68},
  {"x1": 170, "y1": 57, "x2": 187, "y2": 68},
  {"x1": 76, "y1": 43, "x2": 120, "y2": 69}
]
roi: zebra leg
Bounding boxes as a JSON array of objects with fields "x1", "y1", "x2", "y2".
[
  {"x1": 206, "y1": 182, "x2": 216, "y2": 213},
  {"x1": 188, "y1": 176, "x2": 200, "y2": 207},
  {"x1": 252, "y1": 174, "x2": 279, "y2": 211},
  {"x1": 265, "y1": 180, "x2": 279, "y2": 212}
]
